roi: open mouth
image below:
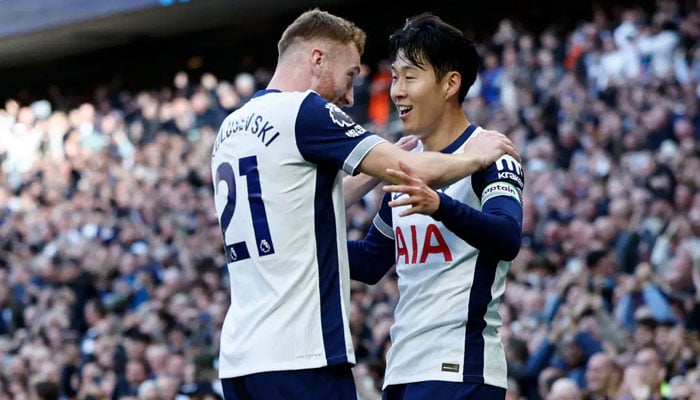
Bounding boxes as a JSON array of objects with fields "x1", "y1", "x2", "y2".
[{"x1": 397, "y1": 105, "x2": 413, "y2": 117}]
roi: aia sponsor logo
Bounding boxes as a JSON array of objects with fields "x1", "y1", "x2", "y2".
[{"x1": 395, "y1": 224, "x2": 452, "y2": 264}]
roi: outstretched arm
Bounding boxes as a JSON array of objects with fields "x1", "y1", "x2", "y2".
[
  {"x1": 382, "y1": 162, "x2": 523, "y2": 260},
  {"x1": 431, "y1": 194, "x2": 522, "y2": 260},
  {"x1": 358, "y1": 129, "x2": 519, "y2": 189},
  {"x1": 343, "y1": 135, "x2": 419, "y2": 209}
]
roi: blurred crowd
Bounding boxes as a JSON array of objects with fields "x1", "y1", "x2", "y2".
[{"x1": 1, "y1": 1, "x2": 700, "y2": 399}]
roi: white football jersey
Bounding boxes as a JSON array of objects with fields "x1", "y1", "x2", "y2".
[
  {"x1": 376, "y1": 126, "x2": 523, "y2": 389},
  {"x1": 211, "y1": 89, "x2": 384, "y2": 378}
]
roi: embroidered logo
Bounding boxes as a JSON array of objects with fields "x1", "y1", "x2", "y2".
[{"x1": 326, "y1": 103, "x2": 354, "y2": 127}]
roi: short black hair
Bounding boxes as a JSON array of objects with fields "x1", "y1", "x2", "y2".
[{"x1": 388, "y1": 13, "x2": 479, "y2": 103}]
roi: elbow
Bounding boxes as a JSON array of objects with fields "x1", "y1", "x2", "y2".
[
  {"x1": 499, "y1": 231, "x2": 522, "y2": 261},
  {"x1": 501, "y1": 248, "x2": 520, "y2": 262},
  {"x1": 481, "y1": 211, "x2": 522, "y2": 261}
]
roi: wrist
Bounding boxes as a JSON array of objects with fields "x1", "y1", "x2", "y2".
[
  {"x1": 432, "y1": 192, "x2": 450, "y2": 219},
  {"x1": 462, "y1": 156, "x2": 480, "y2": 176}
]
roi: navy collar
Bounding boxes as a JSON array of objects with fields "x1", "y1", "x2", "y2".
[
  {"x1": 439, "y1": 124, "x2": 478, "y2": 154},
  {"x1": 251, "y1": 89, "x2": 281, "y2": 99}
]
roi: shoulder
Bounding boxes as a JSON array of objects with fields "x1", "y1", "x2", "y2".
[{"x1": 297, "y1": 93, "x2": 367, "y2": 138}]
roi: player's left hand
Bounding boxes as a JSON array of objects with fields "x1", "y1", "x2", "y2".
[
  {"x1": 394, "y1": 134, "x2": 419, "y2": 151},
  {"x1": 384, "y1": 161, "x2": 440, "y2": 217}
]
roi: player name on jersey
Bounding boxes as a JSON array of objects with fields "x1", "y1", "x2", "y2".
[{"x1": 212, "y1": 112, "x2": 281, "y2": 157}]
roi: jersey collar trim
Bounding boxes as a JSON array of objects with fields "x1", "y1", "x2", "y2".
[
  {"x1": 251, "y1": 89, "x2": 281, "y2": 99},
  {"x1": 440, "y1": 124, "x2": 477, "y2": 154}
]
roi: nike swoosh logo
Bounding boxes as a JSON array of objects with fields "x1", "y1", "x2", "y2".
[{"x1": 392, "y1": 193, "x2": 405, "y2": 201}]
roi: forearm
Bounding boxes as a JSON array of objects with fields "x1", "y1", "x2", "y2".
[
  {"x1": 343, "y1": 174, "x2": 381, "y2": 209},
  {"x1": 358, "y1": 143, "x2": 479, "y2": 188},
  {"x1": 348, "y1": 224, "x2": 395, "y2": 284},
  {"x1": 406, "y1": 151, "x2": 480, "y2": 188},
  {"x1": 345, "y1": 136, "x2": 419, "y2": 208},
  {"x1": 431, "y1": 193, "x2": 522, "y2": 260}
]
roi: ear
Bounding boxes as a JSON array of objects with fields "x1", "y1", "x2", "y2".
[
  {"x1": 443, "y1": 71, "x2": 461, "y2": 101},
  {"x1": 310, "y1": 47, "x2": 324, "y2": 77}
]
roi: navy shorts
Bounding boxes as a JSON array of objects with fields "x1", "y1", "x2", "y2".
[
  {"x1": 221, "y1": 364, "x2": 357, "y2": 400},
  {"x1": 383, "y1": 381, "x2": 505, "y2": 400}
]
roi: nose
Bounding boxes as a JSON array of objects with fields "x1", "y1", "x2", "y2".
[
  {"x1": 390, "y1": 79, "x2": 405, "y2": 102},
  {"x1": 343, "y1": 86, "x2": 354, "y2": 107}
]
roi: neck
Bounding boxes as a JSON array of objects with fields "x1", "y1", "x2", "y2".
[
  {"x1": 267, "y1": 60, "x2": 312, "y2": 93},
  {"x1": 421, "y1": 106, "x2": 471, "y2": 152}
]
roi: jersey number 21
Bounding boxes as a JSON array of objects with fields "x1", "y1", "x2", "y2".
[{"x1": 215, "y1": 156, "x2": 275, "y2": 263}]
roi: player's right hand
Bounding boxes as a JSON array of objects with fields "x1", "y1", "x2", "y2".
[
  {"x1": 463, "y1": 129, "x2": 520, "y2": 170},
  {"x1": 383, "y1": 161, "x2": 440, "y2": 217}
]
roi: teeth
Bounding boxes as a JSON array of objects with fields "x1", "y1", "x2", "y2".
[{"x1": 398, "y1": 106, "x2": 412, "y2": 115}]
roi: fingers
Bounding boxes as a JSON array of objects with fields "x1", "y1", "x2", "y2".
[
  {"x1": 384, "y1": 187, "x2": 440, "y2": 216},
  {"x1": 388, "y1": 198, "x2": 414, "y2": 209},
  {"x1": 503, "y1": 140, "x2": 521, "y2": 162},
  {"x1": 385, "y1": 169, "x2": 410, "y2": 184},
  {"x1": 385, "y1": 168, "x2": 420, "y2": 185},
  {"x1": 397, "y1": 161, "x2": 415, "y2": 175},
  {"x1": 385, "y1": 194, "x2": 422, "y2": 217},
  {"x1": 385, "y1": 161, "x2": 439, "y2": 216},
  {"x1": 395, "y1": 135, "x2": 419, "y2": 151},
  {"x1": 382, "y1": 184, "x2": 413, "y2": 194},
  {"x1": 390, "y1": 200, "x2": 432, "y2": 217},
  {"x1": 479, "y1": 130, "x2": 521, "y2": 163},
  {"x1": 491, "y1": 132, "x2": 519, "y2": 162},
  {"x1": 398, "y1": 207, "x2": 419, "y2": 217}
]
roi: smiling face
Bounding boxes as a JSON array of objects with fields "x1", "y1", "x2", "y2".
[{"x1": 390, "y1": 50, "x2": 450, "y2": 138}]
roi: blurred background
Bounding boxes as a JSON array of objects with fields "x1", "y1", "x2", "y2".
[{"x1": 0, "y1": 0, "x2": 699, "y2": 399}]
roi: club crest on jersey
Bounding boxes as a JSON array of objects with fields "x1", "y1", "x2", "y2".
[
  {"x1": 325, "y1": 103, "x2": 366, "y2": 137},
  {"x1": 326, "y1": 103, "x2": 353, "y2": 127},
  {"x1": 260, "y1": 239, "x2": 271, "y2": 254}
]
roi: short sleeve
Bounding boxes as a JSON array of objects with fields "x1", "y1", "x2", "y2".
[
  {"x1": 371, "y1": 192, "x2": 394, "y2": 239},
  {"x1": 295, "y1": 92, "x2": 385, "y2": 175}
]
